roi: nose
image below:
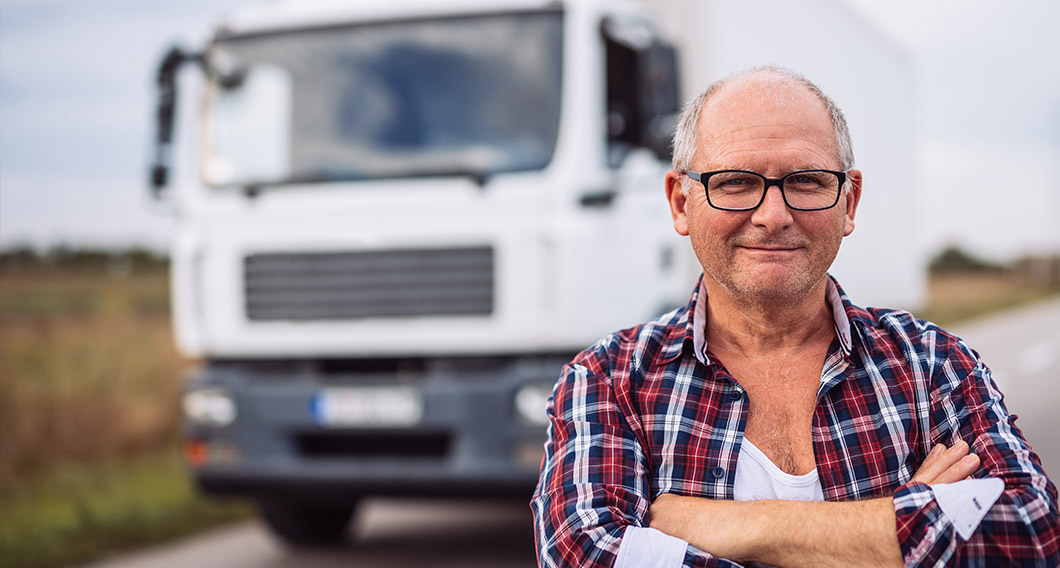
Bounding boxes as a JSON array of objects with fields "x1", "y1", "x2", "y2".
[{"x1": 749, "y1": 184, "x2": 794, "y2": 232}]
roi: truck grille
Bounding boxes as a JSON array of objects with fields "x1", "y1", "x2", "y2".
[{"x1": 244, "y1": 247, "x2": 494, "y2": 321}]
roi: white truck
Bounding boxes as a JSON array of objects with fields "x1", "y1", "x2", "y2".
[{"x1": 151, "y1": 0, "x2": 694, "y2": 545}]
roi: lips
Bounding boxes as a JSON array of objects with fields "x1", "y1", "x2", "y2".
[{"x1": 733, "y1": 241, "x2": 805, "y2": 251}]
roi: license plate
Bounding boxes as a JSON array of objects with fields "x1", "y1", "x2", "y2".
[{"x1": 311, "y1": 386, "x2": 423, "y2": 427}]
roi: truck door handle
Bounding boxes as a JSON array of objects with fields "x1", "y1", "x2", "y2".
[{"x1": 579, "y1": 190, "x2": 617, "y2": 208}]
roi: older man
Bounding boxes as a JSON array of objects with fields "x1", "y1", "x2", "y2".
[{"x1": 532, "y1": 66, "x2": 1059, "y2": 567}]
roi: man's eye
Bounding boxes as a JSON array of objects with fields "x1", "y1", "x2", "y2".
[{"x1": 715, "y1": 175, "x2": 758, "y2": 187}]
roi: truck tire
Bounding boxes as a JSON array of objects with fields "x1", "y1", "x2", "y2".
[{"x1": 258, "y1": 500, "x2": 358, "y2": 546}]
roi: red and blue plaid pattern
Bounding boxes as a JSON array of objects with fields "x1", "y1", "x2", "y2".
[{"x1": 532, "y1": 276, "x2": 1059, "y2": 567}]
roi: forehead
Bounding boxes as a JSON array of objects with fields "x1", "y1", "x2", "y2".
[{"x1": 695, "y1": 75, "x2": 838, "y2": 170}]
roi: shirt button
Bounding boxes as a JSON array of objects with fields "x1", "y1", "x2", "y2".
[
  {"x1": 712, "y1": 467, "x2": 725, "y2": 479},
  {"x1": 729, "y1": 391, "x2": 743, "y2": 401}
]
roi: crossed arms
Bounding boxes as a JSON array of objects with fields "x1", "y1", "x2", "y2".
[
  {"x1": 647, "y1": 441, "x2": 979, "y2": 567},
  {"x1": 532, "y1": 355, "x2": 1060, "y2": 567}
]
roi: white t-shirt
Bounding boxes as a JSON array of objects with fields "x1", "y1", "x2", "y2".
[{"x1": 733, "y1": 438, "x2": 824, "y2": 502}]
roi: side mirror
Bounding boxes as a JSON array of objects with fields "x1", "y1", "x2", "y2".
[
  {"x1": 150, "y1": 46, "x2": 186, "y2": 197},
  {"x1": 150, "y1": 46, "x2": 203, "y2": 198}
]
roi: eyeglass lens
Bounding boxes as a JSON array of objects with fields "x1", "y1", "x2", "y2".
[{"x1": 706, "y1": 170, "x2": 841, "y2": 210}]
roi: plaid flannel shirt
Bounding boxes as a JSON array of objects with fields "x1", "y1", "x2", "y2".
[{"x1": 532, "y1": 275, "x2": 1059, "y2": 567}]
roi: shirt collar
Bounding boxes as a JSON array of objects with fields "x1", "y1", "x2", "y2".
[{"x1": 689, "y1": 274, "x2": 855, "y2": 365}]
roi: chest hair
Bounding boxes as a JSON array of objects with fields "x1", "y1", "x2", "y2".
[{"x1": 723, "y1": 354, "x2": 825, "y2": 476}]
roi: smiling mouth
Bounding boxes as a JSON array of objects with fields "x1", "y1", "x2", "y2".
[{"x1": 739, "y1": 246, "x2": 801, "y2": 252}]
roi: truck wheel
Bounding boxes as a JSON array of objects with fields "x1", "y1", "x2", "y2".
[{"x1": 258, "y1": 500, "x2": 358, "y2": 546}]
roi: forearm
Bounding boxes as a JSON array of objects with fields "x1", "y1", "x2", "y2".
[
  {"x1": 744, "y1": 498, "x2": 902, "y2": 568},
  {"x1": 651, "y1": 495, "x2": 903, "y2": 568}
]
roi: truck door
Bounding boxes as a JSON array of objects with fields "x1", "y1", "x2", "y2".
[{"x1": 579, "y1": 16, "x2": 690, "y2": 320}]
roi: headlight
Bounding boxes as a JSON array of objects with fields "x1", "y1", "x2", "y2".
[
  {"x1": 183, "y1": 388, "x2": 237, "y2": 427},
  {"x1": 515, "y1": 382, "x2": 554, "y2": 426}
]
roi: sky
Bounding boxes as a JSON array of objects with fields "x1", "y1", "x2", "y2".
[
  {"x1": 1, "y1": 0, "x2": 1058, "y2": 260},
  {"x1": 848, "y1": 0, "x2": 1060, "y2": 261}
]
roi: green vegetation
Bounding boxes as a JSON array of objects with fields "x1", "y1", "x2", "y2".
[
  {"x1": 0, "y1": 269, "x2": 178, "y2": 477},
  {"x1": 0, "y1": 450, "x2": 250, "y2": 568},
  {"x1": 928, "y1": 245, "x2": 1005, "y2": 274},
  {"x1": 0, "y1": 250, "x2": 249, "y2": 568},
  {"x1": 0, "y1": 245, "x2": 168, "y2": 275},
  {"x1": 919, "y1": 246, "x2": 1060, "y2": 325},
  {"x1": 917, "y1": 279, "x2": 1060, "y2": 327}
]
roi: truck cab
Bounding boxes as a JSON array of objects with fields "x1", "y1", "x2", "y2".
[{"x1": 152, "y1": 0, "x2": 693, "y2": 544}]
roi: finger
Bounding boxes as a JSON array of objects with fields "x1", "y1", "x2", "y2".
[
  {"x1": 911, "y1": 444, "x2": 943, "y2": 484},
  {"x1": 912, "y1": 440, "x2": 970, "y2": 484},
  {"x1": 912, "y1": 442, "x2": 956, "y2": 483},
  {"x1": 931, "y1": 453, "x2": 981, "y2": 485}
]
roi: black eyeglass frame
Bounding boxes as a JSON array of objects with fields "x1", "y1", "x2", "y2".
[{"x1": 684, "y1": 169, "x2": 848, "y2": 212}]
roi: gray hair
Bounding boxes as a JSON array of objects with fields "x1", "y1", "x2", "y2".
[{"x1": 672, "y1": 65, "x2": 855, "y2": 178}]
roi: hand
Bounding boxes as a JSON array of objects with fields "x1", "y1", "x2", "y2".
[
  {"x1": 911, "y1": 439, "x2": 980, "y2": 485},
  {"x1": 648, "y1": 493, "x2": 699, "y2": 544}
]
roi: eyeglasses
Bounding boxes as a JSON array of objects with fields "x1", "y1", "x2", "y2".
[{"x1": 684, "y1": 169, "x2": 847, "y2": 211}]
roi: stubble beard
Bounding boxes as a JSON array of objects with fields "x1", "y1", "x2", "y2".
[{"x1": 699, "y1": 231, "x2": 842, "y2": 312}]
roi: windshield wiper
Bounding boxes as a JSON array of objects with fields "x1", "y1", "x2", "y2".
[{"x1": 237, "y1": 168, "x2": 493, "y2": 195}]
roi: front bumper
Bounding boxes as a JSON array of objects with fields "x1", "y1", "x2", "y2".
[{"x1": 183, "y1": 355, "x2": 566, "y2": 502}]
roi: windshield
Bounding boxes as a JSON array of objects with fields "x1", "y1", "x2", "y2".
[{"x1": 202, "y1": 11, "x2": 563, "y2": 187}]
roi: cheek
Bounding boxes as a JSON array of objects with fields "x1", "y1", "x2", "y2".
[{"x1": 687, "y1": 219, "x2": 735, "y2": 267}]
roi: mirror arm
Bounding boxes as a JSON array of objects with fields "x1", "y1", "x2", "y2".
[{"x1": 149, "y1": 46, "x2": 204, "y2": 197}]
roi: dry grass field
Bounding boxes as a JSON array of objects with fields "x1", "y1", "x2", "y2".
[
  {"x1": 0, "y1": 267, "x2": 248, "y2": 568},
  {"x1": 920, "y1": 271, "x2": 1060, "y2": 326},
  {"x1": 0, "y1": 270, "x2": 185, "y2": 480}
]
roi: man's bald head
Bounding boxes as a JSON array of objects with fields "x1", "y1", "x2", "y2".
[{"x1": 671, "y1": 66, "x2": 855, "y2": 174}]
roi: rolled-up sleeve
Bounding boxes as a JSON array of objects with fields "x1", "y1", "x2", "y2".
[
  {"x1": 894, "y1": 342, "x2": 1060, "y2": 566},
  {"x1": 531, "y1": 360, "x2": 726, "y2": 567}
]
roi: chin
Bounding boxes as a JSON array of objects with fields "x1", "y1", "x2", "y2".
[{"x1": 728, "y1": 270, "x2": 825, "y2": 304}]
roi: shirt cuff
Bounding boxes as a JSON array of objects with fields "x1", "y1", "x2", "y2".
[
  {"x1": 932, "y1": 478, "x2": 1004, "y2": 540},
  {"x1": 615, "y1": 527, "x2": 688, "y2": 568}
]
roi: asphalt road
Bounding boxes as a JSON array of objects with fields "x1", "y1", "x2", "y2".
[
  {"x1": 949, "y1": 295, "x2": 1060, "y2": 480},
  {"x1": 77, "y1": 498, "x2": 537, "y2": 568},
  {"x1": 76, "y1": 298, "x2": 1060, "y2": 568}
]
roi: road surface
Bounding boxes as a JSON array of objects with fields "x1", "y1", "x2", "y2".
[
  {"x1": 949, "y1": 295, "x2": 1060, "y2": 480},
  {"x1": 76, "y1": 297, "x2": 1060, "y2": 568},
  {"x1": 77, "y1": 498, "x2": 537, "y2": 568}
]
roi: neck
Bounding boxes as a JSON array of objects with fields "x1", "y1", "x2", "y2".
[{"x1": 703, "y1": 277, "x2": 834, "y2": 358}]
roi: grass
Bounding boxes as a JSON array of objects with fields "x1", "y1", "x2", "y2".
[
  {"x1": 0, "y1": 268, "x2": 250, "y2": 568},
  {"x1": 0, "y1": 449, "x2": 250, "y2": 568},
  {"x1": 0, "y1": 271, "x2": 182, "y2": 479},
  {"x1": 916, "y1": 271, "x2": 1060, "y2": 326}
]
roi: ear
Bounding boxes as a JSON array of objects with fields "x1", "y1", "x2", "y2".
[
  {"x1": 842, "y1": 169, "x2": 862, "y2": 237},
  {"x1": 664, "y1": 169, "x2": 691, "y2": 236}
]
